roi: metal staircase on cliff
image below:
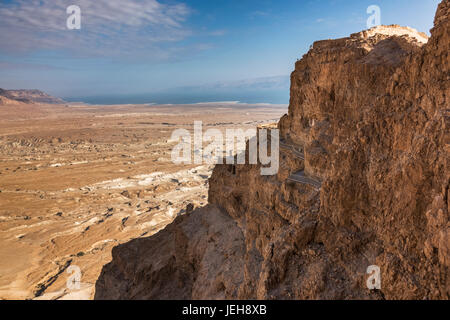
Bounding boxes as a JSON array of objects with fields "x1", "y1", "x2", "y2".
[
  {"x1": 287, "y1": 171, "x2": 322, "y2": 190},
  {"x1": 279, "y1": 139, "x2": 322, "y2": 189},
  {"x1": 280, "y1": 140, "x2": 304, "y2": 160}
]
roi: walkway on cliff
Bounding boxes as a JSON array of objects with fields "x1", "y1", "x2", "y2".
[
  {"x1": 287, "y1": 171, "x2": 322, "y2": 189},
  {"x1": 280, "y1": 140, "x2": 304, "y2": 160},
  {"x1": 279, "y1": 140, "x2": 322, "y2": 189}
]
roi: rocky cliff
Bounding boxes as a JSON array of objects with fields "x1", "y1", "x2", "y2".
[{"x1": 95, "y1": 1, "x2": 449, "y2": 300}]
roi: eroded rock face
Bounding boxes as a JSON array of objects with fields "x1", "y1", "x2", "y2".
[{"x1": 95, "y1": 1, "x2": 449, "y2": 300}]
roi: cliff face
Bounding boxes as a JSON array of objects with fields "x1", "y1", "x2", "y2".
[{"x1": 95, "y1": 1, "x2": 449, "y2": 300}]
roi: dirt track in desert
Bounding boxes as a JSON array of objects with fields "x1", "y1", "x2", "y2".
[{"x1": 0, "y1": 102, "x2": 286, "y2": 299}]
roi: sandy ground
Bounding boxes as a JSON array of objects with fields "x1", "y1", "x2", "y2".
[{"x1": 0, "y1": 101, "x2": 286, "y2": 300}]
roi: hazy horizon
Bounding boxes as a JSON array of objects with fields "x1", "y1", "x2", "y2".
[{"x1": 64, "y1": 91, "x2": 289, "y2": 105}]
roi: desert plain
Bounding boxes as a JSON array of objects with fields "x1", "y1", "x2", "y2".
[{"x1": 0, "y1": 101, "x2": 286, "y2": 299}]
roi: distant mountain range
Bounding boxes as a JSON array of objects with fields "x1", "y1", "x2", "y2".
[{"x1": 0, "y1": 88, "x2": 65, "y2": 104}]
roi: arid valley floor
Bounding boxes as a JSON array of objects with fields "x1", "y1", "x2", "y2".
[{"x1": 0, "y1": 101, "x2": 286, "y2": 299}]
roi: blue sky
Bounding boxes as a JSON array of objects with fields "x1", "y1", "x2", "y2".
[{"x1": 0, "y1": 0, "x2": 441, "y2": 104}]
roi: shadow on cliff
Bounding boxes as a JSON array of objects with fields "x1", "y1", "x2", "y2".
[{"x1": 94, "y1": 204, "x2": 246, "y2": 300}]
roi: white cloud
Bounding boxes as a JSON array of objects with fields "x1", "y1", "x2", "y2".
[
  {"x1": 212, "y1": 75, "x2": 290, "y2": 89},
  {"x1": 250, "y1": 11, "x2": 270, "y2": 18},
  {"x1": 208, "y1": 29, "x2": 227, "y2": 37},
  {"x1": 0, "y1": 0, "x2": 192, "y2": 59},
  {"x1": 175, "y1": 75, "x2": 290, "y2": 91}
]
